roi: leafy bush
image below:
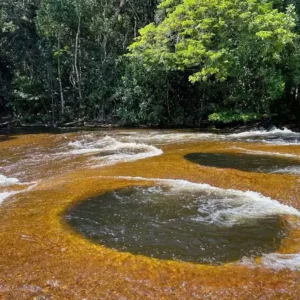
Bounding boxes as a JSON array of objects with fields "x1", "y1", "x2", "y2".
[{"x1": 208, "y1": 111, "x2": 268, "y2": 124}]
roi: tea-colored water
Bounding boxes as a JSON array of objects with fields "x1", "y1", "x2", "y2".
[{"x1": 1, "y1": 128, "x2": 300, "y2": 299}]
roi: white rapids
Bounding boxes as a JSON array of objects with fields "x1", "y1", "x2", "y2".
[
  {"x1": 226, "y1": 127, "x2": 300, "y2": 145},
  {"x1": 0, "y1": 191, "x2": 16, "y2": 205},
  {"x1": 109, "y1": 127, "x2": 300, "y2": 145},
  {"x1": 261, "y1": 253, "x2": 300, "y2": 271},
  {"x1": 107, "y1": 176, "x2": 300, "y2": 225},
  {"x1": 0, "y1": 173, "x2": 36, "y2": 206},
  {"x1": 52, "y1": 127, "x2": 300, "y2": 169},
  {"x1": 232, "y1": 147, "x2": 300, "y2": 159},
  {"x1": 271, "y1": 167, "x2": 300, "y2": 175},
  {"x1": 65, "y1": 135, "x2": 163, "y2": 166},
  {"x1": 0, "y1": 174, "x2": 19, "y2": 205},
  {"x1": 0, "y1": 174, "x2": 19, "y2": 186}
]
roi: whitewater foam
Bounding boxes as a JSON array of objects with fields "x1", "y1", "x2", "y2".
[
  {"x1": 165, "y1": 179, "x2": 300, "y2": 226},
  {"x1": 99, "y1": 176, "x2": 300, "y2": 226},
  {"x1": 56, "y1": 127, "x2": 300, "y2": 168},
  {"x1": 122, "y1": 132, "x2": 217, "y2": 145},
  {"x1": 0, "y1": 180, "x2": 38, "y2": 206},
  {"x1": 271, "y1": 167, "x2": 300, "y2": 175},
  {"x1": 132, "y1": 127, "x2": 300, "y2": 145},
  {"x1": 227, "y1": 127, "x2": 300, "y2": 145},
  {"x1": 232, "y1": 147, "x2": 300, "y2": 159},
  {"x1": 0, "y1": 174, "x2": 19, "y2": 186},
  {"x1": 0, "y1": 191, "x2": 16, "y2": 205},
  {"x1": 228, "y1": 127, "x2": 294, "y2": 138},
  {"x1": 65, "y1": 135, "x2": 163, "y2": 166},
  {"x1": 118, "y1": 127, "x2": 300, "y2": 145},
  {"x1": 261, "y1": 253, "x2": 300, "y2": 271}
]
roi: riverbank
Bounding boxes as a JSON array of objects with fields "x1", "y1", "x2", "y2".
[{"x1": 1, "y1": 113, "x2": 299, "y2": 133}]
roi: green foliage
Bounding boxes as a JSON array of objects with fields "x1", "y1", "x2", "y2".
[
  {"x1": 208, "y1": 111, "x2": 268, "y2": 124},
  {"x1": 0, "y1": 0, "x2": 159, "y2": 122},
  {"x1": 129, "y1": 0, "x2": 298, "y2": 118},
  {"x1": 1, "y1": 0, "x2": 300, "y2": 126},
  {"x1": 130, "y1": 0, "x2": 296, "y2": 81},
  {"x1": 116, "y1": 58, "x2": 171, "y2": 125}
]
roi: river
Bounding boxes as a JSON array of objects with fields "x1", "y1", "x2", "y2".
[{"x1": 1, "y1": 128, "x2": 300, "y2": 298}]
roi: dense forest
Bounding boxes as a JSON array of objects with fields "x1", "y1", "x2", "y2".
[{"x1": 0, "y1": 0, "x2": 300, "y2": 127}]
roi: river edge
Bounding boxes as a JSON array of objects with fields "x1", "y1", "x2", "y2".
[
  {"x1": 1, "y1": 113, "x2": 300, "y2": 133},
  {"x1": 1, "y1": 123, "x2": 300, "y2": 138}
]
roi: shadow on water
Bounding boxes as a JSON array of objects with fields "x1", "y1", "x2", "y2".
[
  {"x1": 0, "y1": 126, "x2": 103, "y2": 142},
  {"x1": 0, "y1": 127, "x2": 79, "y2": 136},
  {"x1": 184, "y1": 152, "x2": 300, "y2": 174},
  {"x1": 66, "y1": 186, "x2": 286, "y2": 265},
  {"x1": 0, "y1": 135, "x2": 16, "y2": 143}
]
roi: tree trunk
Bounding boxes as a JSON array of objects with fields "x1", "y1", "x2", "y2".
[
  {"x1": 75, "y1": 14, "x2": 83, "y2": 108},
  {"x1": 57, "y1": 27, "x2": 65, "y2": 116}
]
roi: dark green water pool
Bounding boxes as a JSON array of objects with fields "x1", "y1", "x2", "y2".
[
  {"x1": 66, "y1": 185, "x2": 286, "y2": 264},
  {"x1": 185, "y1": 153, "x2": 300, "y2": 174}
]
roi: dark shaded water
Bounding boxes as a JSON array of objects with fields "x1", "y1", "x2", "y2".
[
  {"x1": 67, "y1": 185, "x2": 286, "y2": 264},
  {"x1": 185, "y1": 153, "x2": 300, "y2": 174}
]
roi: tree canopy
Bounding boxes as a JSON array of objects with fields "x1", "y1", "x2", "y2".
[
  {"x1": 1, "y1": 0, "x2": 300, "y2": 126},
  {"x1": 129, "y1": 0, "x2": 298, "y2": 121}
]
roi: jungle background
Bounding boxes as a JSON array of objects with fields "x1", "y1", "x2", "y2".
[{"x1": 1, "y1": 0, "x2": 300, "y2": 127}]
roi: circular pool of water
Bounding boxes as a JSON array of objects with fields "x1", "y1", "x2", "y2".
[
  {"x1": 185, "y1": 153, "x2": 300, "y2": 174},
  {"x1": 66, "y1": 184, "x2": 287, "y2": 264}
]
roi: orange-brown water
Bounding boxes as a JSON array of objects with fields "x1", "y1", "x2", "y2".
[{"x1": 1, "y1": 129, "x2": 300, "y2": 299}]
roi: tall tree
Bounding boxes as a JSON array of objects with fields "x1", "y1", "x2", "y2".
[{"x1": 129, "y1": 0, "x2": 297, "y2": 122}]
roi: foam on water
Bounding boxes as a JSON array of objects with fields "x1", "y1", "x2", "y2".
[
  {"x1": 0, "y1": 180, "x2": 38, "y2": 206},
  {"x1": 0, "y1": 174, "x2": 19, "y2": 186},
  {"x1": 159, "y1": 179, "x2": 300, "y2": 270},
  {"x1": 122, "y1": 132, "x2": 217, "y2": 145},
  {"x1": 271, "y1": 167, "x2": 300, "y2": 175},
  {"x1": 115, "y1": 127, "x2": 300, "y2": 145},
  {"x1": 53, "y1": 127, "x2": 300, "y2": 170},
  {"x1": 2, "y1": 127, "x2": 299, "y2": 183},
  {"x1": 226, "y1": 127, "x2": 300, "y2": 145},
  {"x1": 101, "y1": 176, "x2": 300, "y2": 226},
  {"x1": 232, "y1": 147, "x2": 300, "y2": 159},
  {"x1": 0, "y1": 192, "x2": 16, "y2": 205},
  {"x1": 261, "y1": 253, "x2": 300, "y2": 271},
  {"x1": 66, "y1": 135, "x2": 163, "y2": 166},
  {"x1": 228, "y1": 127, "x2": 294, "y2": 138},
  {"x1": 161, "y1": 179, "x2": 300, "y2": 226},
  {"x1": 241, "y1": 252, "x2": 300, "y2": 271}
]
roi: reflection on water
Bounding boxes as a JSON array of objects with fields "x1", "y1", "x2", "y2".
[
  {"x1": 67, "y1": 185, "x2": 286, "y2": 264},
  {"x1": 185, "y1": 153, "x2": 300, "y2": 174}
]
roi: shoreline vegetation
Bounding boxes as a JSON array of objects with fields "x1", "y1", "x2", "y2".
[
  {"x1": 1, "y1": 111, "x2": 299, "y2": 132},
  {"x1": 1, "y1": 1, "x2": 300, "y2": 130},
  {"x1": 1, "y1": 115, "x2": 299, "y2": 134}
]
